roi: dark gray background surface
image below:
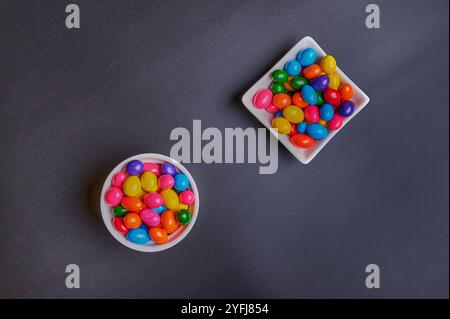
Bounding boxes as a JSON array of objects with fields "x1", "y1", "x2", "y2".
[{"x1": 0, "y1": 0, "x2": 448, "y2": 298}]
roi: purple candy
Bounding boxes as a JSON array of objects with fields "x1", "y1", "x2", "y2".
[
  {"x1": 161, "y1": 163, "x2": 177, "y2": 176},
  {"x1": 311, "y1": 75, "x2": 330, "y2": 91},
  {"x1": 125, "y1": 160, "x2": 144, "y2": 176},
  {"x1": 338, "y1": 101, "x2": 355, "y2": 117}
]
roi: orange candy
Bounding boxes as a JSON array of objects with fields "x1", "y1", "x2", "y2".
[
  {"x1": 121, "y1": 196, "x2": 145, "y2": 212},
  {"x1": 123, "y1": 213, "x2": 142, "y2": 229},
  {"x1": 339, "y1": 83, "x2": 353, "y2": 100},
  {"x1": 150, "y1": 227, "x2": 168, "y2": 244},
  {"x1": 292, "y1": 92, "x2": 308, "y2": 108},
  {"x1": 290, "y1": 134, "x2": 315, "y2": 148},
  {"x1": 272, "y1": 93, "x2": 291, "y2": 109},
  {"x1": 161, "y1": 210, "x2": 180, "y2": 234},
  {"x1": 303, "y1": 64, "x2": 322, "y2": 80}
]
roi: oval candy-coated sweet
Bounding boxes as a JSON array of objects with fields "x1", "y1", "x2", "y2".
[
  {"x1": 125, "y1": 160, "x2": 144, "y2": 176},
  {"x1": 284, "y1": 60, "x2": 302, "y2": 76},
  {"x1": 161, "y1": 163, "x2": 177, "y2": 176},
  {"x1": 252, "y1": 89, "x2": 273, "y2": 109},
  {"x1": 311, "y1": 75, "x2": 330, "y2": 91},
  {"x1": 153, "y1": 205, "x2": 167, "y2": 214},
  {"x1": 290, "y1": 133, "x2": 315, "y2": 148},
  {"x1": 272, "y1": 93, "x2": 291, "y2": 109},
  {"x1": 297, "y1": 122, "x2": 307, "y2": 134},
  {"x1": 105, "y1": 187, "x2": 123, "y2": 207},
  {"x1": 123, "y1": 212, "x2": 142, "y2": 229},
  {"x1": 150, "y1": 227, "x2": 168, "y2": 244},
  {"x1": 316, "y1": 91, "x2": 324, "y2": 106},
  {"x1": 271, "y1": 117, "x2": 292, "y2": 135},
  {"x1": 328, "y1": 114, "x2": 344, "y2": 130},
  {"x1": 328, "y1": 73, "x2": 340, "y2": 90},
  {"x1": 123, "y1": 175, "x2": 142, "y2": 197},
  {"x1": 324, "y1": 88, "x2": 341, "y2": 107},
  {"x1": 111, "y1": 171, "x2": 127, "y2": 188},
  {"x1": 304, "y1": 105, "x2": 320, "y2": 123},
  {"x1": 270, "y1": 82, "x2": 286, "y2": 94},
  {"x1": 297, "y1": 48, "x2": 317, "y2": 66},
  {"x1": 339, "y1": 83, "x2": 353, "y2": 100},
  {"x1": 177, "y1": 210, "x2": 192, "y2": 225},
  {"x1": 127, "y1": 228, "x2": 150, "y2": 245},
  {"x1": 140, "y1": 208, "x2": 161, "y2": 227},
  {"x1": 321, "y1": 55, "x2": 337, "y2": 74},
  {"x1": 179, "y1": 190, "x2": 195, "y2": 205},
  {"x1": 161, "y1": 210, "x2": 180, "y2": 234},
  {"x1": 272, "y1": 69, "x2": 288, "y2": 83},
  {"x1": 265, "y1": 103, "x2": 279, "y2": 113},
  {"x1": 320, "y1": 103, "x2": 334, "y2": 121},
  {"x1": 143, "y1": 192, "x2": 163, "y2": 208},
  {"x1": 306, "y1": 123, "x2": 329, "y2": 140},
  {"x1": 290, "y1": 76, "x2": 308, "y2": 90},
  {"x1": 158, "y1": 174, "x2": 174, "y2": 190},
  {"x1": 292, "y1": 92, "x2": 308, "y2": 108},
  {"x1": 161, "y1": 189, "x2": 179, "y2": 210},
  {"x1": 303, "y1": 64, "x2": 322, "y2": 80},
  {"x1": 284, "y1": 78, "x2": 295, "y2": 92},
  {"x1": 301, "y1": 85, "x2": 318, "y2": 105},
  {"x1": 121, "y1": 196, "x2": 145, "y2": 212},
  {"x1": 174, "y1": 173, "x2": 189, "y2": 191},
  {"x1": 176, "y1": 203, "x2": 189, "y2": 211},
  {"x1": 338, "y1": 101, "x2": 355, "y2": 117},
  {"x1": 113, "y1": 205, "x2": 128, "y2": 217},
  {"x1": 143, "y1": 163, "x2": 161, "y2": 177},
  {"x1": 289, "y1": 122, "x2": 298, "y2": 136},
  {"x1": 274, "y1": 110, "x2": 284, "y2": 118},
  {"x1": 113, "y1": 217, "x2": 129, "y2": 235},
  {"x1": 140, "y1": 171, "x2": 158, "y2": 192},
  {"x1": 283, "y1": 105, "x2": 305, "y2": 124}
]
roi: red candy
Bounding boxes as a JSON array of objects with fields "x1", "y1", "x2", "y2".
[
  {"x1": 290, "y1": 134, "x2": 315, "y2": 148},
  {"x1": 324, "y1": 89, "x2": 341, "y2": 107},
  {"x1": 113, "y1": 217, "x2": 129, "y2": 235}
]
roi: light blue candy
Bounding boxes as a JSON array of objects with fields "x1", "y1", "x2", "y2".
[
  {"x1": 153, "y1": 205, "x2": 167, "y2": 214},
  {"x1": 320, "y1": 103, "x2": 334, "y2": 121},
  {"x1": 297, "y1": 48, "x2": 316, "y2": 66},
  {"x1": 301, "y1": 85, "x2": 318, "y2": 105},
  {"x1": 127, "y1": 228, "x2": 150, "y2": 245},
  {"x1": 307, "y1": 123, "x2": 328, "y2": 140},
  {"x1": 297, "y1": 122, "x2": 307, "y2": 134},
  {"x1": 284, "y1": 60, "x2": 301, "y2": 76},
  {"x1": 174, "y1": 173, "x2": 189, "y2": 191}
]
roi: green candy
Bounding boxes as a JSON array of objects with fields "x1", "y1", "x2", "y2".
[
  {"x1": 177, "y1": 210, "x2": 191, "y2": 225},
  {"x1": 271, "y1": 69, "x2": 288, "y2": 83},
  {"x1": 270, "y1": 82, "x2": 286, "y2": 94},
  {"x1": 113, "y1": 205, "x2": 128, "y2": 217},
  {"x1": 290, "y1": 76, "x2": 308, "y2": 90},
  {"x1": 316, "y1": 91, "x2": 324, "y2": 106}
]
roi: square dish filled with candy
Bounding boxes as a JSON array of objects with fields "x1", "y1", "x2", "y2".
[
  {"x1": 241, "y1": 36, "x2": 370, "y2": 164},
  {"x1": 100, "y1": 154, "x2": 199, "y2": 252}
]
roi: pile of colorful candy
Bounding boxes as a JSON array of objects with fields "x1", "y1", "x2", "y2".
[
  {"x1": 252, "y1": 48, "x2": 355, "y2": 148},
  {"x1": 104, "y1": 160, "x2": 195, "y2": 245}
]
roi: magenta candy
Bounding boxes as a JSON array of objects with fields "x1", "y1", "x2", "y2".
[
  {"x1": 111, "y1": 171, "x2": 127, "y2": 188},
  {"x1": 328, "y1": 114, "x2": 344, "y2": 130},
  {"x1": 140, "y1": 209, "x2": 161, "y2": 227},
  {"x1": 304, "y1": 105, "x2": 320, "y2": 123},
  {"x1": 143, "y1": 192, "x2": 163, "y2": 208},
  {"x1": 253, "y1": 89, "x2": 273, "y2": 109},
  {"x1": 179, "y1": 190, "x2": 195, "y2": 205},
  {"x1": 143, "y1": 163, "x2": 161, "y2": 177},
  {"x1": 105, "y1": 187, "x2": 123, "y2": 206},
  {"x1": 158, "y1": 174, "x2": 174, "y2": 190}
]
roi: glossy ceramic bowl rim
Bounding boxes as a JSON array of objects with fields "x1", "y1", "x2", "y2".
[{"x1": 100, "y1": 153, "x2": 200, "y2": 252}]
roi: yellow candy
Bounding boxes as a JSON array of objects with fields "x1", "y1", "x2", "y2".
[
  {"x1": 271, "y1": 117, "x2": 291, "y2": 135},
  {"x1": 283, "y1": 105, "x2": 304, "y2": 124},
  {"x1": 123, "y1": 176, "x2": 142, "y2": 197},
  {"x1": 328, "y1": 73, "x2": 340, "y2": 90},
  {"x1": 175, "y1": 203, "x2": 189, "y2": 212},
  {"x1": 321, "y1": 55, "x2": 337, "y2": 74},
  {"x1": 140, "y1": 172, "x2": 158, "y2": 192},
  {"x1": 161, "y1": 189, "x2": 179, "y2": 210},
  {"x1": 318, "y1": 119, "x2": 328, "y2": 127}
]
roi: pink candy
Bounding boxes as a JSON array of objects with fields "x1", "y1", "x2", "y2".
[
  {"x1": 143, "y1": 192, "x2": 163, "y2": 208},
  {"x1": 105, "y1": 187, "x2": 123, "y2": 206},
  {"x1": 111, "y1": 171, "x2": 127, "y2": 188},
  {"x1": 328, "y1": 114, "x2": 344, "y2": 130},
  {"x1": 158, "y1": 174, "x2": 174, "y2": 190},
  {"x1": 140, "y1": 209, "x2": 161, "y2": 227},
  {"x1": 143, "y1": 162, "x2": 161, "y2": 177},
  {"x1": 304, "y1": 105, "x2": 320, "y2": 123},
  {"x1": 179, "y1": 190, "x2": 195, "y2": 205},
  {"x1": 252, "y1": 89, "x2": 273, "y2": 109}
]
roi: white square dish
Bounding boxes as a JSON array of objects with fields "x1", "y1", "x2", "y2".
[{"x1": 241, "y1": 36, "x2": 370, "y2": 164}]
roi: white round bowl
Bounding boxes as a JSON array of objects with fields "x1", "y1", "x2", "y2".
[{"x1": 100, "y1": 153, "x2": 200, "y2": 252}]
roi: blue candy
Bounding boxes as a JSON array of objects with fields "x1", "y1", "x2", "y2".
[
  {"x1": 284, "y1": 60, "x2": 301, "y2": 76},
  {"x1": 125, "y1": 160, "x2": 144, "y2": 176},
  {"x1": 338, "y1": 101, "x2": 355, "y2": 117},
  {"x1": 297, "y1": 48, "x2": 316, "y2": 66},
  {"x1": 311, "y1": 75, "x2": 330, "y2": 91},
  {"x1": 161, "y1": 163, "x2": 177, "y2": 176},
  {"x1": 307, "y1": 123, "x2": 328, "y2": 140},
  {"x1": 153, "y1": 205, "x2": 167, "y2": 214},
  {"x1": 320, "y1": 103, "x2": 334, "y2": 121},
  {"x1": 297, "y1": 122, "x2": 307, "y2": 134},
  {"x1": 274, "y1": 110, "x2": 284, "y2": 118},
  {"x1": 127, "y1": 228, "x2": 150, "y2": 245},
  {"x1": 301, "y1": 85, "x2": 318, "y2": 105},
  {"x1": 174, "y1": 173, "x2": 189, "y2": 191}
]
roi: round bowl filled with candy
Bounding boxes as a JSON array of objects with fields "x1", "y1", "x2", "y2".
[{"x1": 100, "y1": 154, "x2": 199, "y2": 252}]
